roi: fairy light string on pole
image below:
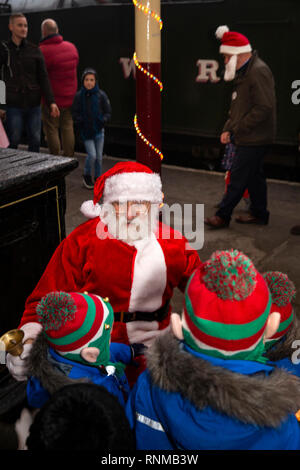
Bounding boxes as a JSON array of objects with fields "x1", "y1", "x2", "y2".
[{"x1": 133, "y1": 0, "x2": 164, "y2": 161}]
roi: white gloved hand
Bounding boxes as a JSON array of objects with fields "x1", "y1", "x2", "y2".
[
  {"x1": 6, "y1": 322, "x2": 42, "y2": 382},
  {"x1": 126, "y1": 321, "x2": 170, "y2": 348}
]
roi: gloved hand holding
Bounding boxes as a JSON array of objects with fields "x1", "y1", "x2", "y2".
[
  {"x1": 6, "y1": 322, "x2": 42, "y2": 382},
  {"x1": 126, "y1": 321, "x2": 170, "y2": 348}
]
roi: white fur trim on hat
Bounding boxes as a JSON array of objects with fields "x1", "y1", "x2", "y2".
[
  {"x1": 220, "y1": 44, "x2": 252, "y2": 55},
  {"x1": 80, "y1": 200, "x2": 101, "y2": 219},
  {"x1": 103, "y1": 172, "x2": 163, "y2": 204},
  {"x1": 215, "y1": 25, "x2": 229, "y2": 40}
]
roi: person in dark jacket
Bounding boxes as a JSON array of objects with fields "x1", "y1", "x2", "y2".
[
  {"x1": 0, "y1": 12, "x2": 59, "y2": 152},
  {"x1": 72, "y1": 68, "x2": 111, "y2": 189},
  {"x1": 126, "y1": 250, "x2": 300, "y2": 450},
  {"x1": 205, "y1": 25, "x2": 276, "y2": 229},
  {"x1": 26, "y1": 383, "x2": 135, "y2": 451},
  {"x1": 40, "y1": 19, "x2": 79, "y2": 157}
]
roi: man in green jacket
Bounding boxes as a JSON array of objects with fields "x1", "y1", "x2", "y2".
[{"x1": 205, "y1": 25, "x2": 276, "y2": 229}]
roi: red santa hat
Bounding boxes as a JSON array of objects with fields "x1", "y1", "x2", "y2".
[
  {"x1": 215, "y1": 25, "x2": 252, "y2": 81},
  {"x1": 80, "y1": 161, "x2": 163, "y2": 219},
  {"x1": 215, "y1": 25, "x2": 252, "y2": 55}
]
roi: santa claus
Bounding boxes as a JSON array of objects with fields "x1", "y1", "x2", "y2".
[{"x1": 7, "y1": 161, "x2": 201, "y2": 382}]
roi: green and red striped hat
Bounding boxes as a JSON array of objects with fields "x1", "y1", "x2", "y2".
[
  {"x1": 183, "y1": 250, "x2": 272, "y2": 361},
  {"x1": 262, "y1": 271, "x2": 296, "y2": 349},
  {"x1": 36, "y1": 291, "x2": 114, "y2": 366}
]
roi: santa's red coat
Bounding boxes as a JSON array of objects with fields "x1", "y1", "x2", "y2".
[{"x1": 20, "y1": 218, "x2": 201, "y2": 345}]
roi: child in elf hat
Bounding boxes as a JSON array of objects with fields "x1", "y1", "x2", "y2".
[
  {"x1": 126, "y1": 249, "x2": 300, "y2": 450},
  {"x1": 262, "y1": 271, "x2": 300, "y2": 376},
  {"x1": 25, "y1": 291, "x2": 142, "y2": 409}
]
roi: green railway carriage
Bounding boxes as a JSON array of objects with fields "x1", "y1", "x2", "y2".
[{"x1": 0, "y1": 0, "x2": 299, "y2": 179}]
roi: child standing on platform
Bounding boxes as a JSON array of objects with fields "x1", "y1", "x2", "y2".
[{"x1": 72, "y1": 68, "x2": 111, "y2": 189}]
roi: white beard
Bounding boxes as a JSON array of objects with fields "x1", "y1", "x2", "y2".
[
  {"x1": 100, "y1": 202, "x2": 159, "y2": 245},
  {"x1": 224, "y1": 54, "x2": 237, "y2": 81}
]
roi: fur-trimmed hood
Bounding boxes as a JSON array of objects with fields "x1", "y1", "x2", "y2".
[
  {"x1": 25, "y1": 332, "x2": 87, "y2": 395},
  {"x1": 146, "y1": 332, "x2": 300, "y2": 428}
]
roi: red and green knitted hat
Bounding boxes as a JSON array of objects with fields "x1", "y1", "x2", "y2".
[
  {"x1": 36, "y1": 292, "x2": 114, "y2": 366},
  {"x1": 263, "y1": 271, "x2": 296, "y2": 348},
  {"x1": 183, "y1": 249, "x2": 272, "y2": 361}
]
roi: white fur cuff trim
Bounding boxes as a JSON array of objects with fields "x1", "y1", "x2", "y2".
[
  {"x1": 104, "y1": 172, "x2": 163, "y2": 204},
  {"x1": 220, "y1": 44, "x2": 252, "y2": 55},
  {"x1": 80, "y1": 200, "x2": 101, "y2": 219}
]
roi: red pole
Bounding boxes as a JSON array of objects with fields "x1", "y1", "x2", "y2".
[{"x1": 134, "y1": 0, "x2": 162, "y2": 174}]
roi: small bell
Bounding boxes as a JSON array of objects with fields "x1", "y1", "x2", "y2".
[{"x1": 0, "y1": 329, "x2": 25, "y2": 357}]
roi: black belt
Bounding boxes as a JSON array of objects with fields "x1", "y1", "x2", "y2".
[{"x1": 114, "y1": 302, "x2": 170, "y2": 323}]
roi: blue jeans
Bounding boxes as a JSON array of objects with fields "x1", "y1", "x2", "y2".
[
  {"x1": 83, "y1": 129, "x2": 105, "y2": 179},
  {"x1": 5, "y1": 106, "x2": 41, "y2": 153}
]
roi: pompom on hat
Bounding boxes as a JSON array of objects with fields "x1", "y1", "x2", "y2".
[
  {"x1": 262, "y1": 271, "x2": 296, "y2": 349},
  {"x1": 215, "y1": 25, "x2": 252, "y2": 55},
  {"x1": 182, "y1": 249, "x2": 272, "y2": 361},
  {"x1": 215, "y1": 25, "x2": 252, "y2": 81},
  {"x1": 36, "y1": 291, "x2": 114, "y2": 366},
  {"x1": 80, "y1": 161, "x2": 163, "y2": 219}
]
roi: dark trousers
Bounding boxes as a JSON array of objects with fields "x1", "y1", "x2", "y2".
[
  {"x1": 216, "y1": 145, "x2": 270, "y2": 223},
  {"x1": 5, "y1": 106, "x2": 41, "y2": 153}
]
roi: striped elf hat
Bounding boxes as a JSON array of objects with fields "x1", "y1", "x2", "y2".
[
  {"x1": 262, "y1": 271, "x2": 296, "y2": 349},
  {"x1": 36, "y1": 291, "x2": 114, "y2": 366},
  {"x1": 182, "y1": 250, "x2": 272, "y2": 361}
]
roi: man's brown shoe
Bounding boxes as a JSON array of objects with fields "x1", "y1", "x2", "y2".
[
  {"x1": 204, "y1": 215, "x2": 229, "y2": 229},
  {"x1": 235, "y1": 214, "x2": 268, "y2": 225},
  {"x1": 290, "y1": 225, "x2": 300, "y2": 235}
]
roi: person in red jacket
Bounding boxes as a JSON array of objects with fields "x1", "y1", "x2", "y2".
[
  {"x1": 6, "y1": 161, "x2": 201, "y2": 385},
  {"x1": 39, "y1": 19, "x2": 79, "y2": 157}
]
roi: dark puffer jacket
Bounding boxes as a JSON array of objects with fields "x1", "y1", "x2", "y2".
[
  {"x1": 223, "y1": 51, "x2": 276, "y2": 146},
  {"x1": 0, "y1": 38, "x2": 54, "y2": 108}
]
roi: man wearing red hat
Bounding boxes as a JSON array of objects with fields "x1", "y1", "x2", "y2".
[
  {"x1": 6, "y1": 161, "x2": 201, "y2": 384},
  {"x1": 205, "y1": 25, "x2": 276, "y2": 229}
]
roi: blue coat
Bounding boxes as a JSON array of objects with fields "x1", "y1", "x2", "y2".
[
  {"x1": 126, "y1": 334, "x2": 300, "y2": 450},
  {"x1": 27, "y1": 342, "x2": 131, "y2": 409},
  {"x1": 274, "y1": 357, "x2": 300, "y2": 377}
]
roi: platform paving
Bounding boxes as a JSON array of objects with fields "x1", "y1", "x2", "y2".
[{"x1": 64, "y1": 152, "x2": 300, "y2": 313}]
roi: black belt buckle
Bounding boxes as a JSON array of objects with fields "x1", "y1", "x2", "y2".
[{"x1": 115, "y1": 302, "x2": 169, "y2": 323}]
